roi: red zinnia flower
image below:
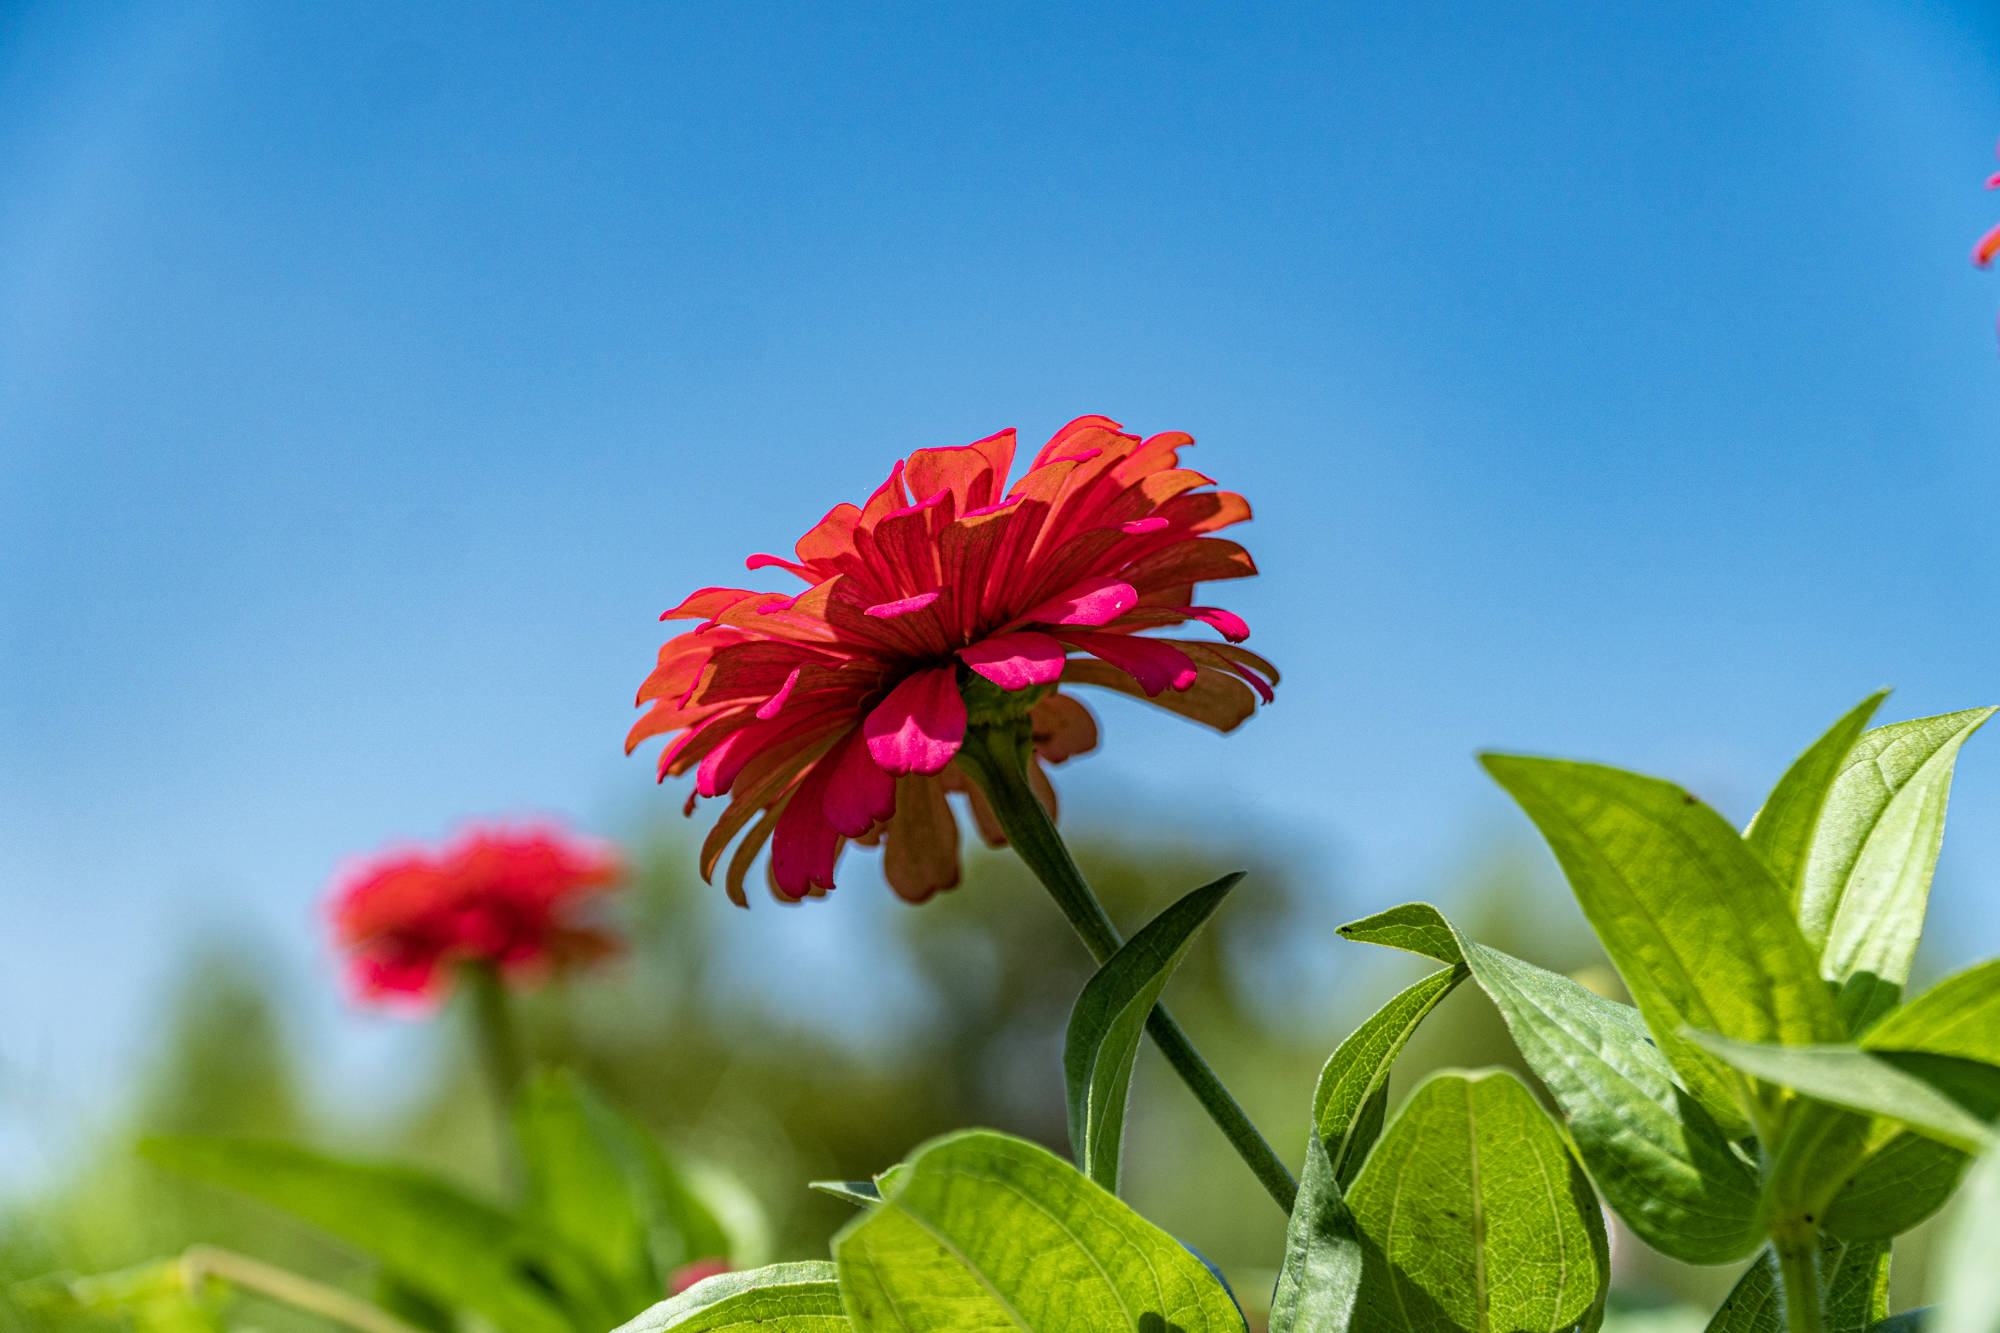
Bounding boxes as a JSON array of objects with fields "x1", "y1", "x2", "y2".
[
  {"x1": 628, "y1": 415, "x2": 1276, "y2": 906},
  {"x1": 329, "y1": 824, "x2": 624, "y2": 1009}
]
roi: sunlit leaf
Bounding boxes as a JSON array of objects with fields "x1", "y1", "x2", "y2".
[
  {"x1": 832, "y1": 1130, "x2": 1247, "y2": 1331},
  {"x1": 1747, "y1": 691, "x2": 1888, "y2": 902},
  {"x1": 1481, "y1": 755, "x2": 1840, "y2": 1132},
  {"x1": 1267, "y1": 1132, "x2": 1365, "y2": 1333},
  {"x1": 1268, "y1": 968, "x2": 1463, "y2": 1332},
  {"x1": 1342, "y1": 902, "x2": 1764, "y2": 1264},
  {"x1": 1686, "y1": 1035, "x2": 1999, "y2": 1155},
  {"x1": 1064, "y1": 871, "x2": 1242, "y2": 1193},
  {"x1": 1342, "y1": 1069, "x2": 1608, "y2": 1333},
  {"x1": 1862, "y1": 959, "x2": 2000, "y2": 1063},
  {"x1": 1795, "y1": 708, "x2": 1994, "y2": 1031},
  {"x1": 612, "y1": 1263, "x2": 846, "y2": 1333},
  {"x1": 1312, "y1": 966, "x2": 1464, "y2": 1188}
]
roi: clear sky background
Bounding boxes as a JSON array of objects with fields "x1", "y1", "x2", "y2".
[{"x1": 4, "y1": 1, "x2": 1999, "y2": 1189}]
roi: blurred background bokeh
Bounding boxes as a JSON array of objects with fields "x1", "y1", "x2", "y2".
[{"x1": 5, "y1": 0, "x2": 2000, "y2": 1326}]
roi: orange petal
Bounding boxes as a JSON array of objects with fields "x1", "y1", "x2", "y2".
[
  {"x1": 944, "y1": 762, "x2": 1009, "y2": 847},
  {"x1": 1120, "y1": 537, "x2": 1258, "y2": 592},
  {"x1": 882, "y1": 774, "x2": 962, "y2": 902},
  {"x1": 1063, "y1": 659, "x2": 1259, "y2": 733},
  {"x1": 1031, "y1": 692, "x2": 1100, "y2": 763}
]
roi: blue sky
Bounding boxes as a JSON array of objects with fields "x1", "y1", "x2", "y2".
[{"x1": 3, "y1": 0, "x2": 1999, "y2": 1185}]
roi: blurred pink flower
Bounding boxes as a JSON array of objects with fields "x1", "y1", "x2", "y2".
[{"x1": 328, "y1": 824, "x2": 623, "y2": 1010}]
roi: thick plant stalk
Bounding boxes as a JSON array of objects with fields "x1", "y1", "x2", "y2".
[
  {"x1": 181, "y1": 1246, "x2": 426, "y2": 1333},
  {"x1": 955, "y1": 720, "x2": 1299, "y2": 1215},
  {"x1": 1773, "y1": 1229, "x2": 1825, "y2": 1333}
]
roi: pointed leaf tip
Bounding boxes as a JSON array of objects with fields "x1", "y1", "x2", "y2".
[{"x1": 1064, "y1": 871, "x2": 1244, "y2": 1194}]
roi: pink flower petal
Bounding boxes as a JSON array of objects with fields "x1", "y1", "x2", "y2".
[
  {"x1": 745, "y1": 552, "x2": 813, "y2": 578},
  {"x1": 1060, "y1": 632, "x2": 1199, "y2": 697},
  {"x1": 884, "y1": 488, "x2": 951, "y2": 523},
  {"x1": 1179, "y1": 606, "x2": 1251, "y2": 642},
  {"x1": 1119, "y1": 516, "x2": 1170, "y2": 535},
  {"x1": 755, "y1": 665, "x2": 803, "y2": 720},
  {"x1": 959, "y1": 632, "x2": 1068, "y2": 692},
  {"x1": 822, "y1": 729, "x2": 896, "y2": 837},
  {"x1": 1977, "y1": 221, "x2": 2000, "y2": 268},
  {"x1": 865, "y1": 588, "x2": 944, "y2": 619},
  {"x1": 770, "y1": 750, "x2": 847, "y2": 898},
  {"x1": 963, "y1": 495, "x2": 1024, "y2": 519},
  {"x1": 863, "y1": 667, "x2": 967, "y2": 775},
  {"x1": 1021, "y1": 577, "x2": 1138, "y2": 628},
  {"x1": 770, "y1": 794, "x2": 839, "y2": 899}
]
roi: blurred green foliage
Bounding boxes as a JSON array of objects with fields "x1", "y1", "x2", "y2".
[{"x1": 0, "y1": 825, "x2": 1967, "y2": 1327}]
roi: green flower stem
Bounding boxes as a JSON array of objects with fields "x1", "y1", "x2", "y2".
[
  {"x1": 181, "y1": 1245, "x2": 427, "y2": 1333},
  {"x1": 955, "y1": 722, "x2": 1300, "y2": 1215},
  {"x1": 461, "y1": 961, "x2": 525, "y2": 1188},
  {"x1": 1773, "y1": 1227, "x2": 1825, "y2": 1333}
]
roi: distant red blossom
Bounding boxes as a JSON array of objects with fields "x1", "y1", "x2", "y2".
[
  {"x1": 1977, "y1": 139, "x2": 2000, "y2": 334},
  {"x1": 328, "y1": 824, "x2": 624, "y2": 1009},
  {"x1": 667, "y1": 1258, "x2": 733, "y2": 1294},
  {"x1": 1977, "y1": 140, "x2": 2000, "y2": 269},
  {"x1": 628, "y1": 415, "x2": 1276, "y2": 905}
]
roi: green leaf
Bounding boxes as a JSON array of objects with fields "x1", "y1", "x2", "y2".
[
  {"x1": 140, "y1": 1136, "x2": 598, "y2": 1333},
  {"x1": 1342, "y1": 1069, "x2": 1609, "y2": 1333},
  {"x1": 1764, "y1": 1045, "x2": 1998, "y2": 1235},
  {"x1": 1269, "y1": 969, "x2": 1464, "y2": 1332},
  {"x1": 11, "y1": 1260, "x2": 224, "y2": 1333},
  {"x1": 1820, "y1": 1129, "x2": 1967, "y2": 1240},
  {"x1": 1862, "y1": 959, "x2": 2000, "y2": 1063},
  {"x1": 1746, "y1": 691, "x2": 1889, "y2": 901},
  {"x1": 1810, "y1": 960, "x2": 2000, "y2": 1239},
  {"x1": 1064, "y1": 871, "x2": 1243, "y2": 1193},
  {"x1": 1481, "y1": 754, "x2": 1841, "y2": 1131},
  {"x1": 1795, "y1": 708, "x2": 1995, "y2": 1031},
  {"x1": 832, "y1": 1130, "x2": 1247, "y2": 1331},
  {"x1": 807, "y1": 1181, "x2": 881, "y2": 1208},
  {"x1": 1934, "y1": 1147, "x2": 2000, "y2": 1333},
  {"x1": 515, "y1": 1070, "x2": 655, "y2": 1306},
  {"x1": 1864, "y1": 1308, "x2": 1925, "y2": 1332},
  {"x1": 1342, "y1": 903, "x2": 1765, "y2": 1264},
  {"x1": 514, "y1": 1069, "x2": 732, "y2": 1304},
  {"x1": 1267, "y1": 1132, "x2": 1365, "y2": 1333},
  {"x1": 612, "y1": 1263, "x2": 847, "y2": 1333},
  {"x1": 1685, "y1": 1035, "x2": 1999, "y2": 1155},
  {"x1": 1703, "y1": 1238, "x2": 1889, "y2": 1333},
  {"x1": 1311, "y1": 966, "x2": 1466, "y2": 1188}
]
